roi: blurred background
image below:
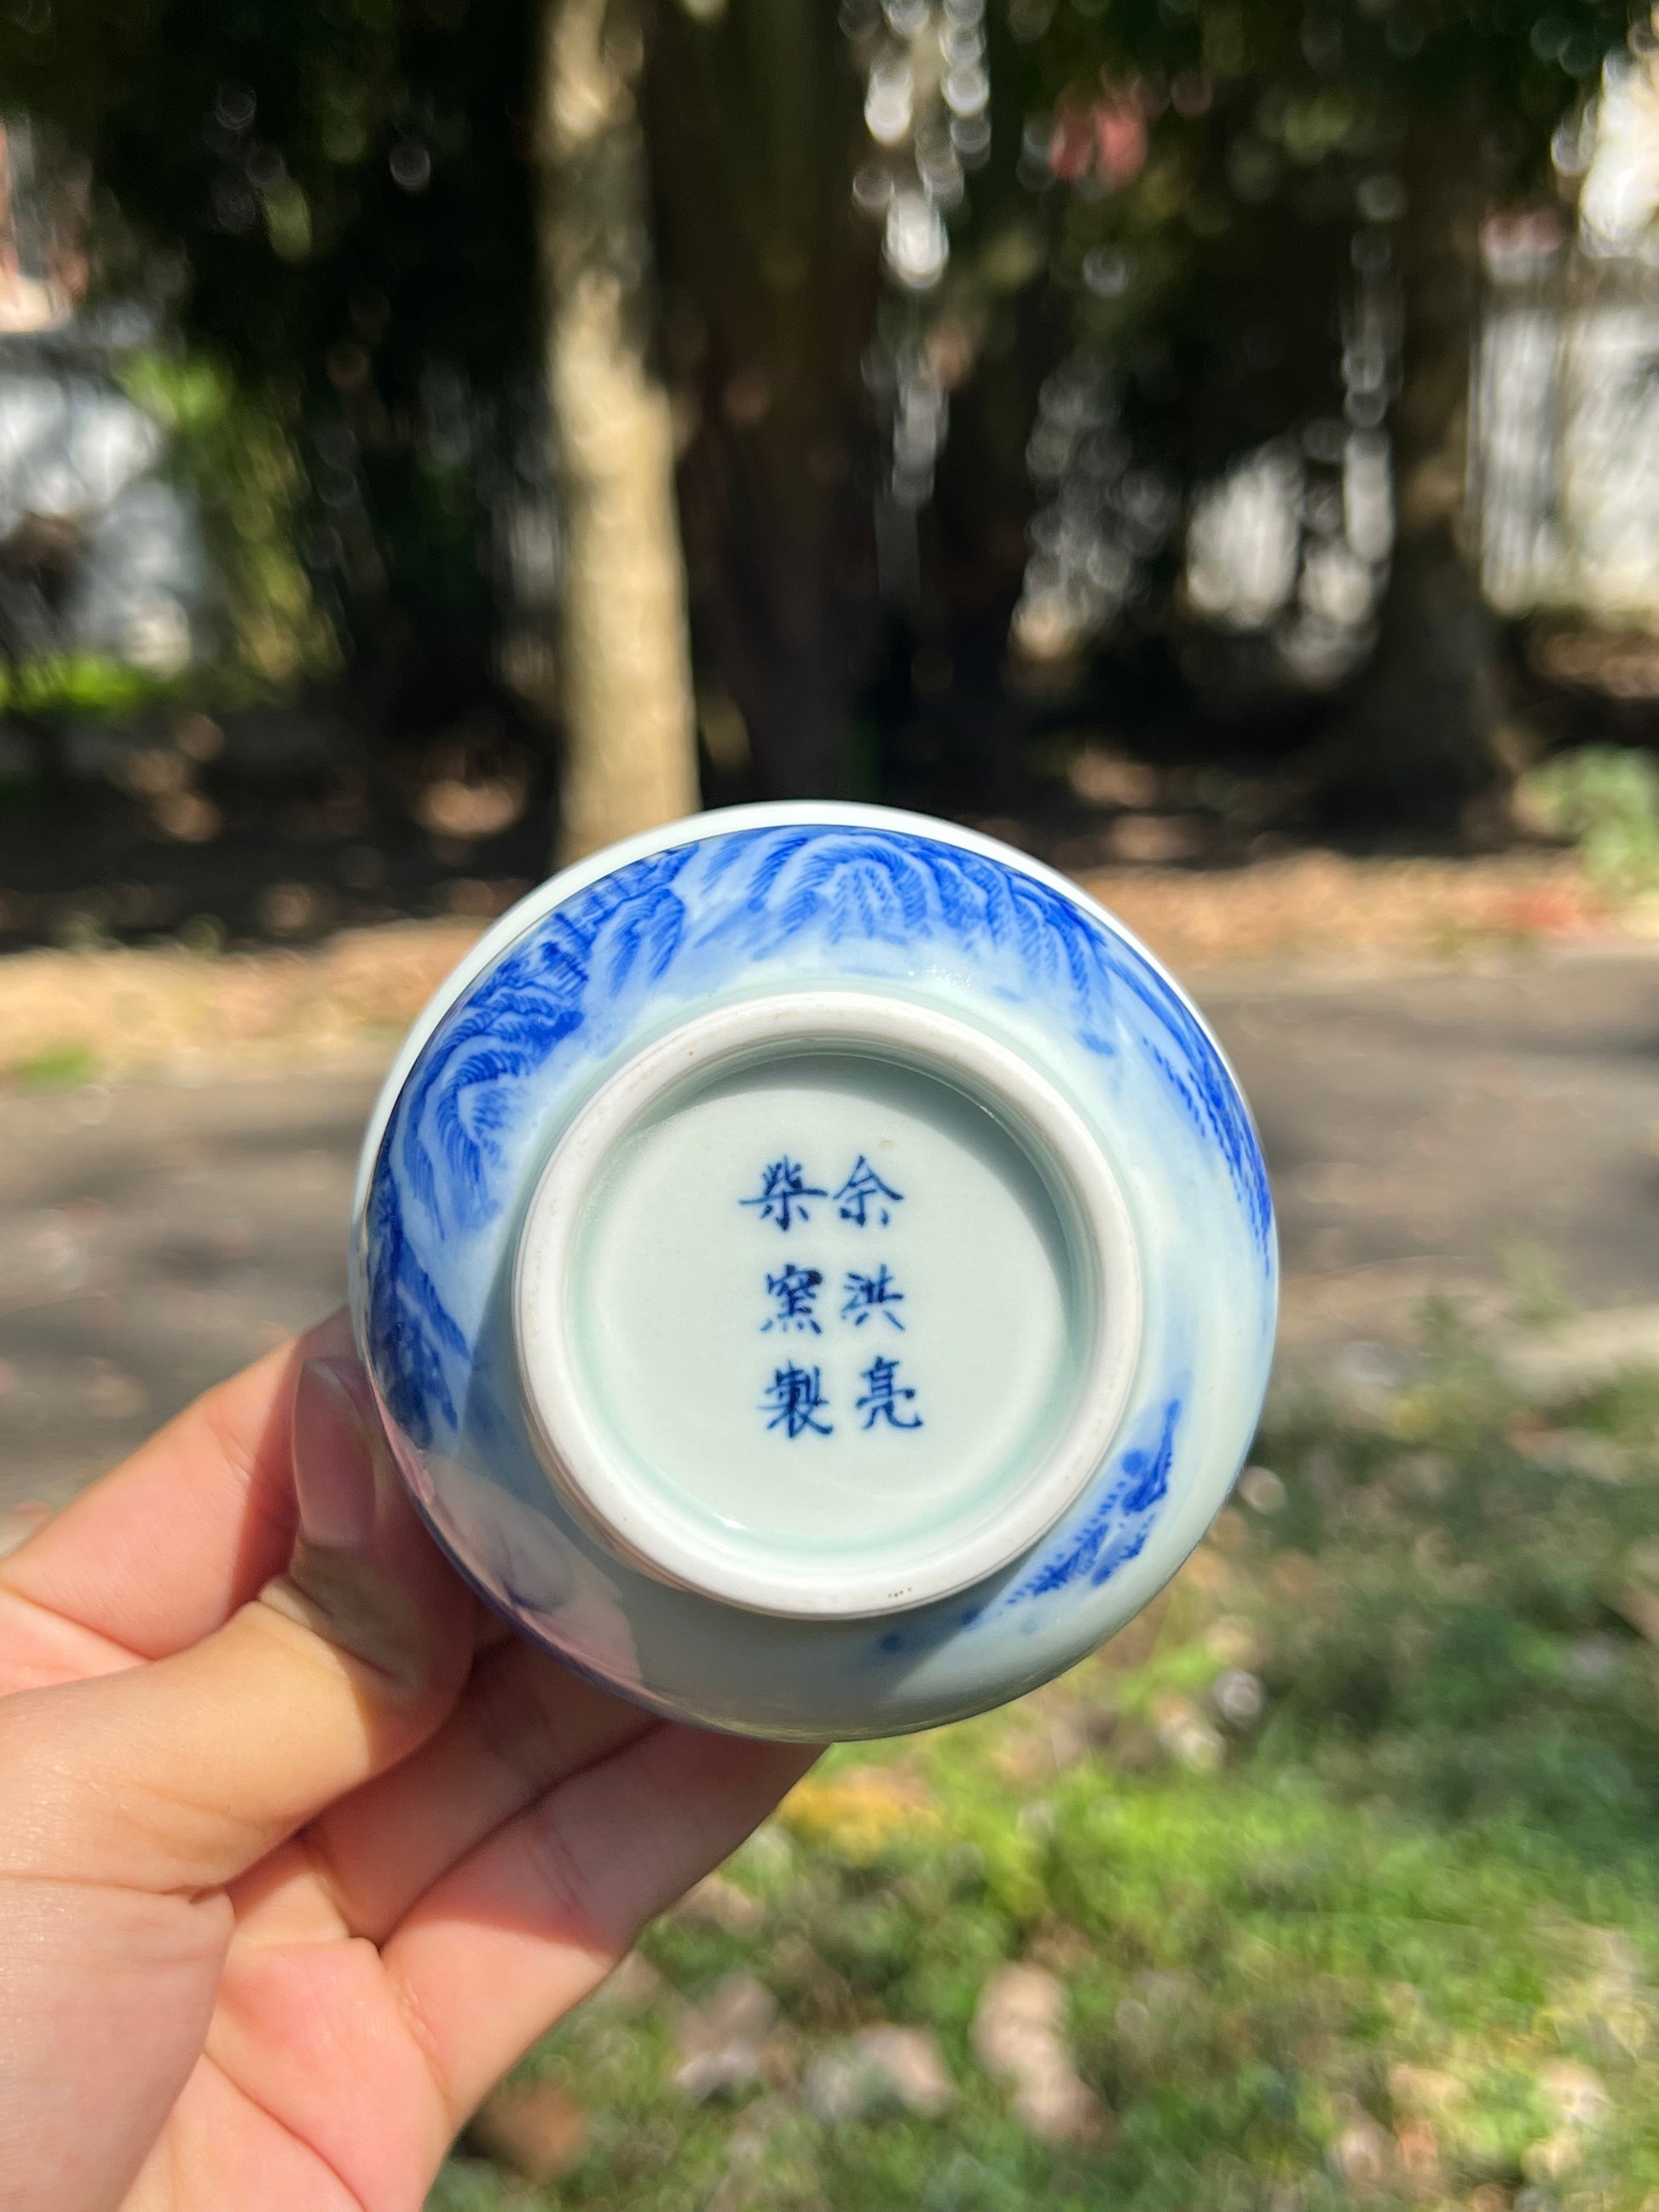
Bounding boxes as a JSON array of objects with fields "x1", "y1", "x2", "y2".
[{"x1": 6, "y1": 2, "x2": 1659, "y2": 2207}]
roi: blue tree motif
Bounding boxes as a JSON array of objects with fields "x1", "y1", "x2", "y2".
[
  {"x1": 741, "y1": 1157, "x2": 826, "y2": 1232},
  {"x1": 841, "y1": 1265, "x2": 905, "y2": 1329},
  {"x1": 834, "y1": 1155, "x2": 903, "y2": 1227},
  {"x1": 764, "y1": 1264, "x2": 824, "y2": 1334},
  {"x1": 762, "y1": 1362, "x2": 832, "y2": 1438},
  {"x1": 857, "y1": 1355, "x2": 922, "y2": 1430},
  {"x1": 1013, "y1": 1395, "x2": 1182, "y2": 1599}
]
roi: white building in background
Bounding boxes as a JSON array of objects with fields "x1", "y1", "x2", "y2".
[
  {"x1": 1477, "y1": 274, "x2": 1659, "y2": 623},
  {"x1": 0, "y1": 115, "x2": 205, "y2": 683},
  {"x1": 1171, "y1": 45, "x2": 1659, "y2": 679},
  {"x1": 1478, "y1": 49, "x2": 1659, "y2": 628}
]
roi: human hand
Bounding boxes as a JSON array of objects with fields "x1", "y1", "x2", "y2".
[{"x1": 0, "y1": 1313, "x2": 817, "y2": 2212}]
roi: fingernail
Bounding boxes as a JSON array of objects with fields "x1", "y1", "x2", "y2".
[{"x1": 292, "y1": 1357, "x2": 379, "y2": 1551}]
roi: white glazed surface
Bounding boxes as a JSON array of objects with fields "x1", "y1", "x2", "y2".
[
  {"x1": 350, "y1": 801, "x2": 1278, "y2": 1740},
  {"x1": 512, "y1": 993, "x2": 1142, "y2": 1621}
]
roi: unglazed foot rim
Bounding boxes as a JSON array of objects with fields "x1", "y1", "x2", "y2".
[{"x1": 512, "y1": 991, "x2": 1143, "y2": 1620}]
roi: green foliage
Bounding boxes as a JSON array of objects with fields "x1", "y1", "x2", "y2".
[
  {"x1": 118, "y1": 349, "x2": 339, "y2": 695},
  {"x1": 0, "y1": 0, "x2": 541, "y2": 714},
  {"x1": 428, "y1": 1331, "x2": 1659, "y2": 2212},
  {"x1": 1522, "y1": 742, "x2": 1659, "y2": 897},
  {"x1": 1004, "y1": 0, "x2": 1634, "y2": 472},
  {"x1": 0, "y1": 0, "x2": 1644, "y2": 789},
  {"x1": 1500, "y1": 1236, "x2": 1575, "y2": 1329},
  {"x1": 0, "y1": 652, "x2": 181, "y2": 718},
  {"x1": 6, "y1": 1042, "x2": 101, "y2": 1087}
]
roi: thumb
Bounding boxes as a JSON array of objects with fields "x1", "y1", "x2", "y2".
[{"x1": 0, "y1": 1354, "x2": 474, "y2": 1895}]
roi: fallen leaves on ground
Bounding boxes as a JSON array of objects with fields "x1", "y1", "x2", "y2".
[
  {"x1": 672, "y1": 1972, "x2": 780, "y2": 2103},
  {"x1": 970, "y1": 1963, "x2": 1107, "y2": 2147},
  {"x1": 466, "y1": 2080, "x2": 587, "y2": 2181},
  {"x1": 779, "y1": 1765, "x2": 940, "y2": 1860}
]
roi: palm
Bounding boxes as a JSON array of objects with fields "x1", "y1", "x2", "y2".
[
  {"x1": 0, "y1": 1327, "x2": 811, "y2": 2212},
  {"x1": 147, "y1": 1927, "x2": 447, "y2": 2212}
]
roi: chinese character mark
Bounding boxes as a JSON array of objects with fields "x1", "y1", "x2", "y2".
[
  {"x1": 764, "y1": 1264, "x2": 824, "y2": 1334},
  {"x1": 857, "y1": 1354, "x2": 922, "y2": 1430},
  {"x1": 762, "y1": 1362, "x2": 833, "y2": 1439},
  {"x1": 740, "y1": 1157, "x2": 826, "y2": 1232},
  {"x1": 841, "y1": 1264, "x2": 905, "y2": 1331},
  {"x1": 834, "y1": 1154, "x2": 904, "y2": 1227}
]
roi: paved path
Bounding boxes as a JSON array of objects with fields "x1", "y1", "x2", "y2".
[
  {"x1": 1217, "y1": 946, "x2": 1659, "y2": 1362},
  {"x1": 3, "y1": 945, "x2": 1657, "y2": 1513},
  {"x1": 0, "y1": 1058, "x2": 380, "y2": 1511}
]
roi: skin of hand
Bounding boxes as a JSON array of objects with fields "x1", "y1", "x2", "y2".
[{"x1": 0, "y1": 1312, "x2": 818, "y2": 2212}]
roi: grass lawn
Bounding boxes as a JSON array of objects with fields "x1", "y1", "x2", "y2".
[{"x1": 431, "y1": 1315, "x2": 1659, "y2": 2212}]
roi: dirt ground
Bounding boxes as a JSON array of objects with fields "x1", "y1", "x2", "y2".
[{"x1": 0, "y1": 845, "x2": 1633, "y2": 1083}]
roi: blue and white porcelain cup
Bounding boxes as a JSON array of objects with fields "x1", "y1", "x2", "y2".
[{"x1": 350, "y1": 803, "x2": 1276, "y2": 1740}]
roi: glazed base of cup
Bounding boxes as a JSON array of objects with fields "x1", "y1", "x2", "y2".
[
  {"x1": 354, "y1": 801, "x2": 1280, "y2": 1736},
  {"x1": 512, "y1": 992, "x2": 1142, "y2": 1620}
]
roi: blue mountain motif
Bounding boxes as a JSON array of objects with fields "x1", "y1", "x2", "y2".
[
  {"x1": 396, "y1": 846, "x2": 696, "y2": 1233},
  {"x1": 364, "y1": 823, "x2": 1271, "y2": 1470},
  {"x1": 362, "y1": 1169, "x2": 469, "y2": 1448}
]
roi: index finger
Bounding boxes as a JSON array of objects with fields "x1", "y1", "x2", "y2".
[{"x1": 0, "y1": 1312, "x2": 348, "y2": 1684}]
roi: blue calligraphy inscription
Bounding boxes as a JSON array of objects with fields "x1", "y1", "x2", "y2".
[
  {"x1": 835, "y1": 1155, "x2": 904, "y2": 1227},
  {"x1": 764, "y1": 1264, "x2": 823, "y2": 1334},
  {"x1": 858, "y1": 1355, "x2": 923, "y2": 1430},
  {"x1": 762, "y1": 1362, "x2": 832, "y2": 1438},
  {"x1": 742, "y1": 1157, "x2": 826, "y2": 1231},
  {"x1": 842, "y1": 1266, "x2": 905, "y2": 1330},
  {"x1": 745, "y1": 1149, "x2": 918, "y2": 1436}
]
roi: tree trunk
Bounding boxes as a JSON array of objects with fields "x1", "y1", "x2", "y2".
[
  {"x1": 644, "y1": 0, "x2": 881, "y2": 801},
  {"x1": 536, "y1": 0, "x2": 700, "y2": 863},
  {"x1": 1318, "y1": 118, "x2": 1516, "y2": 840}
]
